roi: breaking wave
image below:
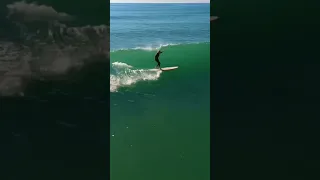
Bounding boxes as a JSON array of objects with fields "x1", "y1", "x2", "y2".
[
  {"x1": 0, "y1": 1, "x2": 109, "y2": 96},
  {"x1": 110, "y1": 42, "x2": 210, "y2": 92}
]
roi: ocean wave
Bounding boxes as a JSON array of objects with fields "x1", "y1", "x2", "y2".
[
  {"x1": 7, "y1": 1, "x2": 74, "y2": 22},
  {"x1": 110, "y1": 42, "x2": 210, "y2": 92},
  {"x1": 110, "y1": 41, "x2": 209, "y2": 52},
  {"x1": 0, "y1": 1, "x2": 109, "y2": 96}
]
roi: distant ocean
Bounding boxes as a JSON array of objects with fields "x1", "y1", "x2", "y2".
[{"x1": 110, "y1": 3, "x2": 210, "y2": 180}]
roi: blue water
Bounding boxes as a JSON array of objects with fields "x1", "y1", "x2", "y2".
[{"x1": 110, "y1": 3, "x2": 210, "y2": 50}]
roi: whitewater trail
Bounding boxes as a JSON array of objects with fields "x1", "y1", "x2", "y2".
[{"x1": 110, "y1": 62, "x2": 162, "y2": 92}]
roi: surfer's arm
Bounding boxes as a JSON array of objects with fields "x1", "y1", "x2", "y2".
[{"x1": 155, "y1": 51, "x2": 163, "y2": 56}]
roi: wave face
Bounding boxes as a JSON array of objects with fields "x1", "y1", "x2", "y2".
[
  {"x1": 110, "y1": 42, "x2": 210, "y2": 180},
  {"x1": 0, "y1": 1, "x2": 109, "y2": 97},
  {"x1": 110, "y1": 42, "x2": 210, "y2": 92}
]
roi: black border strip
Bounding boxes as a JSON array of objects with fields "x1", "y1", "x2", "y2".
[{"x1": 211, "y1": 0, "x2": 320, "y2": 179}]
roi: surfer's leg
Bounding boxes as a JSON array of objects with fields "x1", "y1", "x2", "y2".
[
  {"x1": 155, "y1": 59, "x2": 161, "y2": 69},
  {"x1": 157, "y1": 60, "x2": 161, "y2": 69}
]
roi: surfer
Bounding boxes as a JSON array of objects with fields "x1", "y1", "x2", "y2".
[{"x1": 155, "y1": 50, "x2": 163, "y2": 69}]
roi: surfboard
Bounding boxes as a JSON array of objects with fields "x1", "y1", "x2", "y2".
[{"x1": 149, "y1": 66, "x2": 178, "y2": 71}]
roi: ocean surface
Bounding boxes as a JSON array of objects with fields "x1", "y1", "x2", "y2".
[{"x1": 110, "y1": 3, "x2": 210, "y2": 180}]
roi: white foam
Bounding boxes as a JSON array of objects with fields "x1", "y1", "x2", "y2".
[
  {"x1": 110, "y1": 62, "x2": 162, "y2": 92},
  {"x1": 111, "y1": 43, "x2": 179, "y2": 52},
  {"x1": 112, "y1": 62, "x2": 133, "y2": 69},
  {"x1": 0, "y1": 5, "x2": 109, "y2": 96}
]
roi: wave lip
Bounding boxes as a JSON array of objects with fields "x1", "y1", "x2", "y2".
[
  {"x1": 110, "y1": 62, "x2": 161, "y2": 92},
  {"x1": 110, "y1": 42, "x2": 207, "y2": 52}
]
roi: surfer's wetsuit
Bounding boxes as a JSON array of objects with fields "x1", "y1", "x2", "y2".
[{"x1": 155, "y1": 51, "x2": 163, "y2": 69}]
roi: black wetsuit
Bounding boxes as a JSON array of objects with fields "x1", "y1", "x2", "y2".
[{"x1": 155, "y1": 51, "x2": 162, "y2": 68}]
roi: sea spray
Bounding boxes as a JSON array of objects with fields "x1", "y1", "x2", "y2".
[{"x1": 110, "y1": 62, "x2": 162, "y2": 92}]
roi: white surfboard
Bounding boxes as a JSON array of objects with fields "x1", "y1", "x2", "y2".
[{"x1": 149, "y1": 66, "x2": 178, "y2": 71}]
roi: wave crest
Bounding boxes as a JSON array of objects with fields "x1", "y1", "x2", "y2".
[
  {"x1": 111, "y1": 43, "x2": 180, "y2": 52},
  {"x1": 0, "y1": 2, "x2": 109, "y2": 96},
  {"x1": 111, "y1": 41, "x2": 208, "y2": 52}
]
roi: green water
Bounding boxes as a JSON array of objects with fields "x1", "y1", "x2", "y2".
[{"x1": 110, "y1": 43, "x2": 210, "y2": 180}]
